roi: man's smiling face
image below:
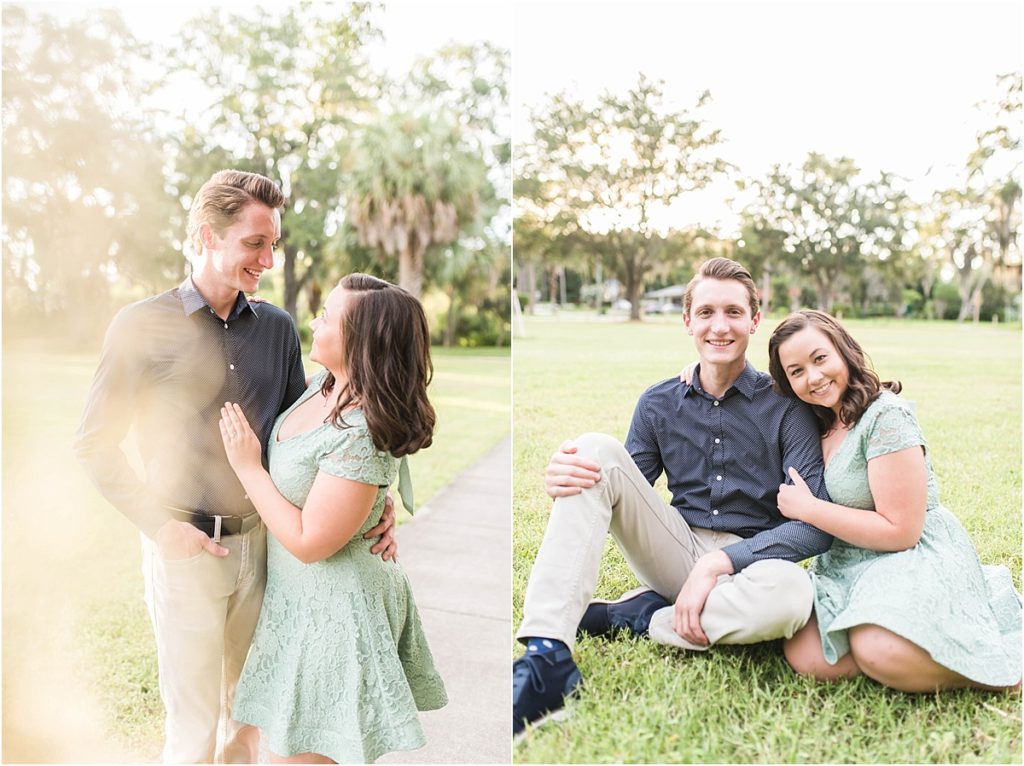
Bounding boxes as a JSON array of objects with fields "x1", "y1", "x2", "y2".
[
  {"x1": 201, "y1": 202, "x2": 281, "y2": 295},
  {"x1": 684, "y1": 277, "x2": 760, "y2": 368}
]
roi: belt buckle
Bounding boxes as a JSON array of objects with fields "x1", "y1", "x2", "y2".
[{"x1": 213, "y1": 515, "x2": 223, "y2": 543}]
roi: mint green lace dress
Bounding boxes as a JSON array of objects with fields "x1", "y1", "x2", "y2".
[
  {"x1": 233, "y1": 374, "x2": 447, "y2": 762},
  {"x1": 811, "y1": 391, "x2": 1021, "y2": 685}
]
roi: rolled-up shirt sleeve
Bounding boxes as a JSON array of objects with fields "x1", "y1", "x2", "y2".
[
  {"x1": 73, "y1": 308, "x2": 169, "y2": 539},
  {"x1": 721, "y1": 399, "x2": 833, "y2": 571}
]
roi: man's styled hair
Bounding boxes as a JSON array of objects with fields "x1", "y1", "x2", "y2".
[
  {"x1": 768, "y1": 309, "x2": 902, "y2": 434},
  {"x1": 187, "y1": 170, "x2": 285, "y2": 255},
  {"x1": 682, "y1": 257, "x2": 760, "y2": 317},
  {"x1": 320, "y1": 273, "x2": 436, "y2": 457}
]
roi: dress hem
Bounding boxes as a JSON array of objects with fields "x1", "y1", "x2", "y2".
[
  {"x1": 819, "y1": 609, "x2": 1022, "y2": 688},
  {"x1": 234, "y1": 706, "x2": 428, "y2": 764}
]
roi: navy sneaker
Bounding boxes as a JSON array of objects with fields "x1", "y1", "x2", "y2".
[
  {"x1": 512, "y1": 647, "x2": 582, "y2": 736},
  {"x1": 577, "y1": 587, "x2": 671, "y2": 638}
]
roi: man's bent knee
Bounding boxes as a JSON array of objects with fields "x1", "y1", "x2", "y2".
[
  {"x1": 573, "y1": 432, "x2": 629, "y2": 464},
  {"x1": 743, "y1": 560, "x2": 814, "y2": 638}
]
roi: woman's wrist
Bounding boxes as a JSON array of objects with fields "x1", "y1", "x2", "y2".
[
  {"x1": 799, "y1": 498, "x2": 825, "y2": 524},
  {"x1": 237, "y1": 464, "x2": 268, "y2": 492}
]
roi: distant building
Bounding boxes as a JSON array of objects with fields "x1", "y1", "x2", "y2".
[{"x1": 642, "y1": 284, "x2": 685, "y2": 315}]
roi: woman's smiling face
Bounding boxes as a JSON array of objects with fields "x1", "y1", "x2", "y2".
[
  {"x1": 309, "y1": 286, "x2": 351, "y2": 373},
  {"x1": 777, "y1": 326, "x2": 850, "y2": 413}
]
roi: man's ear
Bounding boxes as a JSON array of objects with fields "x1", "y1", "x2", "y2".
[
  {"x1": 683, "y1": 311, "x2": 693, "y2": 334},
  {"x1": 750, "y1": 310, "x2": 762, "y2": 333},
  {"x1": 198, "y1": 222, "x2": 217, "y2": 253}
]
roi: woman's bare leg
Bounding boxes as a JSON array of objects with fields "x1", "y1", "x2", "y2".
[
  {"x1": 783, "y1": 612, "x2": 861, "y2": 681},
  {"x1": 849, "y1": 624, "x2": 1020, "y2": 692}
]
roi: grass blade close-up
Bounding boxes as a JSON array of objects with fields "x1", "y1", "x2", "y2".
[{"x1": 512, "y1": 312, "x2": 1021, "y2": 764}]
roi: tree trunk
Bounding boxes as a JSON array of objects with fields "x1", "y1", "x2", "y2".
[
  {"x1": 955, "y1": 266, "x2": 973, "y2": 321},
  {"x1": 283, "y1": 244, "x2": 299, "y2": 321},
  {"x1": 623, "y1": 238, "x2": 644, "y2": 321},
  {"x1": 398, "y1": 239, "x2": 425, "y2": 299},
  {"x1": 813, "y1": 271, "x2": 834, "y2": 313},
  {"x1": 920, "y1": 269, "x2": 936, "y2": 315},
  {"x1": 760, "y1": 265, "x2": 771, "y2": 314},
  {"x1": 444, "y1": 283, "x2": 458, "y2": 347},
  {"x1": 953, "y1": 244, "x2": 987, "y2": 322},
  {"x1": 628, "y1": 277, "x2": 643, "y2": 321},
  {"x1": 955, "y1": 271, "x2": 989, "y2": 323},
  {"x1": 524, "y1": 261, "x2": 537, "y2": 315},
  {"x1": 307, "y1": 279, "x2": 323, "y2": 319},
  {"x1": 965, "y1": 265, "x2": 990, "y2": 323}
]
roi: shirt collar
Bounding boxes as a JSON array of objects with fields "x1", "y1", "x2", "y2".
[
  {"x1": 178, "y1": 276, "x2": 258, "y2": 320},
  {"x1": 684, "y1": 361, "x2": 759, "y2": 401}
]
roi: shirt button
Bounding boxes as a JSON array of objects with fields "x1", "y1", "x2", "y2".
[
  {"x1": 716, "y1": 475, "x2": 722, "y2": 481},
  {"x1": 223, "y1": 322, "x2": 228, "y2": 329},
  {"x1": 713, "y1": 401, "x2": 720, "y2": 407},
  {"x1": 712, "y1": 509, "x2": 719, "y2": 515},
  {"x1": 209, "y1": 309, "x2": 215, "y2": 314},
  {"x1": 229, "y1": 364, "x2": 235, "y2": 370},
  {"x1": 714, "y1": 438, "x2": 721, "y2": 444}
]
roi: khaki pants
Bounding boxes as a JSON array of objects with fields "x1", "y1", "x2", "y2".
[
  {"x1": 517, "y1": 433, "x2": 813, "y2": 651},
  {"x1": 142, "y1": 521, "x2": 267, "y2": 764}
]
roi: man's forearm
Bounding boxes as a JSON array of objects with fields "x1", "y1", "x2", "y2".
[
  {"x1": 74, "y1": 439, "x2": 168, "y2": 538},
  {"x1": 721, "y1": 520, "x2": 833, "y2": 572}
]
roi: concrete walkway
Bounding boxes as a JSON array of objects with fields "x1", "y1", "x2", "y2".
[{"x1": 379, "y1": 436, "x2": 511, "y2": 765}]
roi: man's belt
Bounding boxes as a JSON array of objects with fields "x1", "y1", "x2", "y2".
[{"x1": 166, "y1": 507, "x2": 261, "y2": 542}]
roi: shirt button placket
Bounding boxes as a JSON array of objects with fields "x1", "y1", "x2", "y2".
[
  {"x1": 710, "y1": 395, "x2": 724, "y2": 525},
  {"x1": 221, "y1": 317, "x2": 234, "y2": 373}
]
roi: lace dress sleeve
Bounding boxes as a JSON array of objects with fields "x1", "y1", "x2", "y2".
[
  {"x1": 864, "y1": 398, "x2": 927, "y2": 461},
  {"x1": 318, "y1": 426, "x2": 394, "y2": 487}
]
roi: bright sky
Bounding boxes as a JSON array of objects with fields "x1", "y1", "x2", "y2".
[
  {"x1": 15, "y1": 1, "x2": 1020, "y2": 238},
  {"x1": 21, "y1": 2, "x2": 510, "y2": 90},
  {"x1": 113, "y1": 2, "x2": 511, "y2": 78},
  {"x1": 15, "y1": 1, "x2": 512, "y2": 237},
  {"x1": 513, "y1": 0, "x2": 1023, "y2": 234}
]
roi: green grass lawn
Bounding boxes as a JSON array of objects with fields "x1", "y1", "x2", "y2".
[
  {"x1": 2, "y1": 339, "x2": 509, "y2": 761},
  {"x1": 513, "y1": 314, "x2": 1022, "y2": 764}
]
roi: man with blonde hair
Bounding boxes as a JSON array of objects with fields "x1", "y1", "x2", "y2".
[
  {"x1": 75, "y1": 170, "x2": 394, "y2": 763},
  {"x1": 513, "y1": 257, "x2": 833, "y2": 736}
]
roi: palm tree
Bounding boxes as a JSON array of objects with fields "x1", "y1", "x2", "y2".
[{"x1": 345, "y1": 110, "x2": 489, "y2": 298}]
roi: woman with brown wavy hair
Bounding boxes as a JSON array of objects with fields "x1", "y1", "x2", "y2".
[
  {"x1": 218, "y1": 274, "x2": 447, "y2": 763},
  {"x1": 767, "y1": 309, "x2": 1020, "y2": 693}
]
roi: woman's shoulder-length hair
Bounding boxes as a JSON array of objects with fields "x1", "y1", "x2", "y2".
[
  {"x1": 767, "y1": 309, "x2": 901, "y2": 434},
  {"x1": 322, "y1": 274, "x2": 435, "y2": 457}
]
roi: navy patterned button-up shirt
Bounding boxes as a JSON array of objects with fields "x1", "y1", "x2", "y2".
[
  {"x1": 625, "y1": 362, "x2": 833, "y2": 572},
  {"x1": 75, "y1": 277, "x2": 306, "y2": 538}
]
